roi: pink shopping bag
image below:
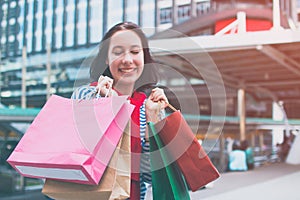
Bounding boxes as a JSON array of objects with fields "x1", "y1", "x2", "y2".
[{"x1": 7, "y1": 95, "x2": 134, "y2": 185}]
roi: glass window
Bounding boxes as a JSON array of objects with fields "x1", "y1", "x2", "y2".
[
  {"x1": 197, "y1": 1, "x2": 210, "y2": 16},
  {"x1": 107, "y1": 0, "x2": 123, "y2": 30},
  {"x1": 126, "y1": 0, "x2": 139, "y2": 24},
  {"x1": 55, "y1": 1, "x2": 64, "y2": 49},
  {"x1": 8, "y1": 35, "x2": 15, "y2": 42},
  {"x1": 26, "y1": 0, "x2": 34, "y2": 53},
  {"x1": 141, "y1": 0, "x2": 155, "y2": 35},
  {"x1": 178, "y1": 4, "x2": 190, "y2": 23},
  {"x1": 45, "y1": 0, "x2": 53, "y2": 46},
  {"x1": 17, "y1": 1, "x2": 25, "y2": 52},
  {"x1": 2, "y1": 2, "x2": 8, "y2": 11},
  {"x1": 35, "y1": 0, "x2": 43, "y2": 51},
  {"x1": 89, "y1": 0, "x2": 103, "y2": 43},
  {"x1": 65, "y1": 0, "x2": 75, "y2": 47},
  {"x1": 160, "y1": 7, "x2": 172, "y2": 24},
  {"x1": 1, "y1": 3, "x2": 7, "y2": 56},
  {"x1": 1, "y1": 37, "x2": 6, "y2": 45},
  {"x1": 77, "y1": 0, "x2": 87, "y2": 45},
  {"x1": 9, "y1": 18, "x2": 16, "y2": 25},
  {"x1": 1, "y1": 20, "x2": 7, "y2": 28}
]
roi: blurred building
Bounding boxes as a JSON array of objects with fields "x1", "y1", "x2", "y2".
[
  {"x1": 0, "y1": 0, "x2": 300, "y2": 184},
  {"x1": 0, "y1": 0, "x2": 299, "y2": 115},
  {"x1": 0, "y1": 0, "x2": 212, "y2": 107}
]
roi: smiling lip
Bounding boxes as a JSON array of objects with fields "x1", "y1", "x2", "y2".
[{"x1": 119, "y1": 68, "x2": 136, "y2": 73}]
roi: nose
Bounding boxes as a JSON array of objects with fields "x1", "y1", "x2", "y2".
[{"x1": 122, "y1": 52, "x2": 133, "y2": 64}]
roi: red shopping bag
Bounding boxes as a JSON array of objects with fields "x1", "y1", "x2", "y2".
[
  {"x1": 154, "y1": 107, "x2": 220, "y2": 191},
  {"x1": 7, "y1": 95, "x2": 134, "y2": 185}
]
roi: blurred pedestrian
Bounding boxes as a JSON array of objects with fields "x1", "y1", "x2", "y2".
[
  {"x1": 240, "y1": 140, "x2": 254, "y2": 170},
  {"x1": 228, "y1": 141, "x2": 248, "y2": 171}
]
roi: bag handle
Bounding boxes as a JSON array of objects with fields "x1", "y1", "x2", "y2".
[
  {"x1": 157, "y1": 99, "x2": 177, "y2": 112},
  {"x1": 79, "y1": 84, "x2": 112, "y2": 101},
  {"x1": 166, "y1": 102, "x2": 177, "y2": 112}
]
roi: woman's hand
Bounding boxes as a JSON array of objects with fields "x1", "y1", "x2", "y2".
[
  {"x1": 149, "y1": 87, "x2": 169, "y2": 109},
  {"x1": 145, "y1": 87, "x2": 168, "y2": 123},
  {"x1": 96, "y1": 75, "x2": 116, "y2": 97}
]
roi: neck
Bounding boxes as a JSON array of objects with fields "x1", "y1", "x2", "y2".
[{"x1": 113, "y1": 83, "x2": 134, "y2": 96}]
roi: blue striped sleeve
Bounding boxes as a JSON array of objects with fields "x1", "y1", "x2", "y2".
[
  {"x1": 140, "y1": 100, "x2": 152, "y2": 188},
  {"x1": 71, "y1": 85, "x2": 96, "y2": 100},
  {"x1": 139, "y1": 101, "x2": 146, "y2": 140}
]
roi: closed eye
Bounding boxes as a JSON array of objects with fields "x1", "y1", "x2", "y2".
[
  {"x1": 130, "y1": 49, "x2": 141, "y2": 55},
  {"x1": 113, "y1": 51, "x2": 124, "y2": 56}
]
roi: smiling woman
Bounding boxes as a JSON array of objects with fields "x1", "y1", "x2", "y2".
[
  {"x1": 106, "y1": 30, "x2": 145, "y2": 94},
  {"x1": 88, "y1": 22, "x2": 158, "y2": 93},
  {"x1": 71, "y1": 22, "x2": 169, "y2": 200}
]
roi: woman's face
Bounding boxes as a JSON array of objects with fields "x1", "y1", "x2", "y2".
[{"x1": 107, "y1": 30, "x2": 144, "y2": 86}]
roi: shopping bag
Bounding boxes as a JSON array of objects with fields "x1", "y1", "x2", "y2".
[
  {"x1": 148, "y1": 122, "x2": 190, "y2": 200},
  {"x1": 42, "y1": 124, "x2": 131, "y2": 200},
  {"x1": 153, "y1": 108, "x2": 220, "y2": 191},
  {"x1": 7, "y1": 94, "x2": 134, "y2": 185},
  {"x1": 109, "y1": 124, "x2": 131, "y2": 199}
]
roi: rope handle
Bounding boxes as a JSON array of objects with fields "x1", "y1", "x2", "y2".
[
  {"x1": 79, "y1": 84, "x2": 112, "y2": 102},
  {"x1": 158, "y1": 100, "x2": 177, "y2": 112},
  {"x1": 166, "y1": 102, "x2": 177, "y2": 112}
]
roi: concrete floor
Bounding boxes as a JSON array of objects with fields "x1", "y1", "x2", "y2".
[
  {"x1": 190, "y1": 162, "x2": 300, "y2": 200},
  {"x1": 1, "y1": 162, "x2": 299, "y2": 200}
]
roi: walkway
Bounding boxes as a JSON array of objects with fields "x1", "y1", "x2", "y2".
[
  {"x1": 190, "y1": 162, "x2": 300, "y2": 200},
  {"x1": 1, "y1": 162, "x2": 299, "y2": 200}
]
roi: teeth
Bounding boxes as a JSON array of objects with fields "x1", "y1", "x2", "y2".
[{"x1": 120, "y1": 68, "x2": 135, "y2": 73}]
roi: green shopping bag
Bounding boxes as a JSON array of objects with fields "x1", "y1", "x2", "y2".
[{"x1": 148, "y1": 122, "x2": 190, "y2": 200}]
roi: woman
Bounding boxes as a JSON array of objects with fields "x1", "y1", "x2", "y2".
[{"x1": 72, "y1": 22, "x2": 169, "y2": 200}]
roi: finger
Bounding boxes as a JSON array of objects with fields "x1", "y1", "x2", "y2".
[
  {"x1": 151, "y1": 88, "x2": 168, "y2": 103},
  {"x1": 96, "y1": 76, "x2": 113, "y2": 97},
  {"x1": 105, "y1": 87, "x2": 113, "y2": 97},
  {"x1": 98, "y1": 77, "x2": 113, "y2": 89},
  {"x1": 103, "y1": 76, "x2": 113, "y2": 84},
  {"x1": 151, "y1": 87, "x2": 164, "y2": 94},
  {"x1": 103, "y1": 81, "x2": 112, "y2": 89},
  {"x1": 98, "y1": 75, "x2": 113, "y2": 84},
  {"x1": 153, "y1": 93, "x2": 167, "y2": 102},
  {"x1": 150, "y1": 88, "x2": 162, "y2": 98},
  {"x1": 98, "y1": 75, "x2": 104, "y2": 83}
]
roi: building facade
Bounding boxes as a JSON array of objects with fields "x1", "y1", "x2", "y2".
[
  {"x1": 0, "y1": 0, "x2": 215, "y2": 107},
  {"x1": 1, "y1": 0, "x2": 300, "y2": 180},
  {"x1": 0, "y1": 0, "x2": 300, "y2": 119}
]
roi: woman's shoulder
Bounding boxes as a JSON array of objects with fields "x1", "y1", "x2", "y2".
[{"x1": 71, "y1": 84, "x2": 96, "y2": 99}]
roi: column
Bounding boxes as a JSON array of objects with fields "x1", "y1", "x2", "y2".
[{"x1": 237, "y1": 88, "x2": 246, "y2": 141}]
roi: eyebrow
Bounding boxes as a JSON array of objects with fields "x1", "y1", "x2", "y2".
[{"x1": 112, "y1": 45, "x2": 142, "y2": 49}]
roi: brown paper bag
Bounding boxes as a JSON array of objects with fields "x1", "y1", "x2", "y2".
[
  {"x1": 110, "y1": 126, "x2": 131, "y2": 200},
  {"x1": 42, "y1": 125, "x2": 131, "y2": 200}
]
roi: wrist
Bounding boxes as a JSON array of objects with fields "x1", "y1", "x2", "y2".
[{"x1": 146, "y1": 112, "x2": 160, "y2": 123}]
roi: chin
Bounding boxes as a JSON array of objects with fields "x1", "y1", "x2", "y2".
[{"x1": 118, "y1": 77, "x2": 139, "y2": 85}]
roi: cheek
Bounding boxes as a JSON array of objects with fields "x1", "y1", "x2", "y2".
[
  {"x1": 108, "y1": 60, "x2": 120, "y2": 79},
  {"x1": 108, "y1": 58, "x2": 121, "y2": 70},
  {"x1": 135, "y1": 54, "x2": 144, "y2": 68},
  {"x1": 135, "y1": 60, "x2": 144, "y2": 69},
  {"x1": 107, "y1": 55, "x2": 119, "y2": 66}
]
